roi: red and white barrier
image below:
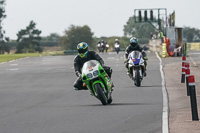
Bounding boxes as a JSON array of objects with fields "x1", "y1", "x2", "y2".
[
  {"x1": 188, "y1": 75, "x2": 199, "y2": 121},
  {"x1": 185, "y1": 63, "x2": 190, "y2": 96},
  {"x1": 181, "y1": 56, "x2": 186, "y2": 83}
]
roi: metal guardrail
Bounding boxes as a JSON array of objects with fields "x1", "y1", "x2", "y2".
[
  {"x1": 64, "y1": 49, "x2": 126, "y2": 55},
  {"x1": 187, "y1": 43, "x2": 200, "y2": 51},
  {"x1": 64, "y1": 50, "x2": 78, "y2": 55}
]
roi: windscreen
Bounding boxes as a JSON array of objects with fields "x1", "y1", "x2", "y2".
[
  {"x1": 130, "y1": 51, "x2": 140, "y2": 59},
  {"x1": 82, "y1": 60, "x2": 98, "y2": 70}
]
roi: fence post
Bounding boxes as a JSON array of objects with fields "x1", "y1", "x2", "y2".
[{"x1": 188, "y1": 75, "x2": 199, "y2": 121}]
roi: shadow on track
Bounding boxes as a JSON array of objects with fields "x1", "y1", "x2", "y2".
[
  {"x1": 77, "y1": 102, "x2": 154, "y2": 107},
  {"x1": 139, "y1": 85, "x2": 162, "y2": 88}
]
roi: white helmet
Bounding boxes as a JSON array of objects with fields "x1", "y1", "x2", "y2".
[{"x1": 115, "y1": 39, "x2": 118, "y2": 42}]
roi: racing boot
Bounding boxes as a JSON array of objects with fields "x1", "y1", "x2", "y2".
[
  {"x1": 111, "y1": 82, "x2": 114, "y2": 91},
  {"x1": 127, "y1": 70, "x2": 130, "y2": 76},
  {"x1": 74, "y1": 83, "x2": 88, "y2": 91},
  {"x1": 144, "y1": 71, "x2": 147, "y2": 77},
  {"x1": 143, "y1": 66, "x2": 147, "y2": 77},
  {"x1": 144, "y1": 61, "x2": 147, "y2": 77}
]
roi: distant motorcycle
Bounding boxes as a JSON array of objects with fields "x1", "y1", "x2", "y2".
[
  {"x1": 105, "y1": 44, "x2": 109, "y2": 52},
  {"x1": 128, "y1": 51, "x2": 145, "y2": 87},
  {"x1": 97, "y1": 43, "x2": 101, "y2": 53},
  {"x1": 100, "y1": 42, "x2": 105, "y2": 53},
  {"x1": 82, "y1": 60, "x2": 113, "y2": 105},
  {"x1": 114, "y1": 43, "x2": 120, "y2": 54}
]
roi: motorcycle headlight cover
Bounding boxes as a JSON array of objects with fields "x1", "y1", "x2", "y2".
[
  {"x1": 93, "y1": 70, "x2": 98, "y2": 77},
  {"x1": 87, "y1": 73, "x2": 93, "y2": 78}
]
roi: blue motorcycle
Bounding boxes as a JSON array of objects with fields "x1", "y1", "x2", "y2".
[{"x1": 128, "y1": 51, "x2": 145, "y2": 86}]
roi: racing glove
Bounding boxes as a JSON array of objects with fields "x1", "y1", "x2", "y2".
[
  {"x1": 142, "y1": 51, "x2": 148, "y2": 60},
  {"x1": 143, "y1": 56, "x2": 148, "y2": 60},
  {"x1": 124, "y1": 58, "x2": 128, "y2": 63}
]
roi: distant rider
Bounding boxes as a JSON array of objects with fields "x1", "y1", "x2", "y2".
[
  {"x1": 73, "y1": 42, "x2": 113, "y2": 90},
  {"x1": 97, "y1": 41, "x2": 101, "y2": 53},
  {"x1": 124, "y1": 37, "x2": 148, "y2": 76},
  {"x1": 114, "y1": 39, "x2": 120, "y2": 52},
  {"x1": 105, "y1": 41, "x2": 109, "y2": 52},
  {"x1": 115, "y1": 38, "x2": 120, "y2": 44},
  {"x1": 100, "y1": 40, "x2": 106, "y2": 53}
]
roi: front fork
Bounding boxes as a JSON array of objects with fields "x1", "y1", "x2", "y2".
[
  {"x1": 92, "y1": 81, "x2": 107, "y2": 96},
  {"x1": 130, "y1": 66, "x2": 143, "y2": 79}
]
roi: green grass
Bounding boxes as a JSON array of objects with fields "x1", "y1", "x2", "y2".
[{"x1": 0, "y1": 51, "x2": 64, "y2": 63}]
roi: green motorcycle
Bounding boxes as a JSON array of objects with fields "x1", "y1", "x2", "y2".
[{"x1": 82, "y1": 60, "x2": 113, "y2": 105}]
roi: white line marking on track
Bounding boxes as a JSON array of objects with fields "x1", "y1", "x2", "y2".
[
  {"x1": 0, "y1": 57, "x2": 29, "y2": 65},
  {"x1": 155, "y1": 52, "x2": 169, "y2": 133},
  {"x1": 107, "y1": 57, "x2": 115, "y2": 60},
  {"x1": 10, "y1": 68, "x2": 19, "y2": 71},
  {"x1": 189, "y1": 56, "x2": 197, "y2": 67},
  {"x1": 10, "y1": 64, "x2": 18, "y2": 66}
]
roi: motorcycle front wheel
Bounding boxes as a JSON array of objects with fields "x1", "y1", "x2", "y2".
[
  {"x1": 134, "y1": 68, "x2": 141, "y2": 87},
  {"x1": 94, "y1": 83, "x2": 108, "y2": 105}
]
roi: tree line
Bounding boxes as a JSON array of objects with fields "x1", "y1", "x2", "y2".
[{"x1": 1, "y1": 0, "x2": 200, "y2": 54}]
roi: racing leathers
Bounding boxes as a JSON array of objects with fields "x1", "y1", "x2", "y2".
[{"x1": 73, "y1": 51, "x2": 112, "y2": 90}]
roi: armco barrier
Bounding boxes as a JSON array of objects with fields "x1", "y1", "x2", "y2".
[
  {"x1": 64, "y1": 50, "x2": 78, "y2": 55},
  {"x1": 188, "y1": 43, "x2": 200, "y2": 51}
]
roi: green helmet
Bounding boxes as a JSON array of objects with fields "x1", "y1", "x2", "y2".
[{"x1": 77, "y1": 42, "x2": 88, "y2": 58}]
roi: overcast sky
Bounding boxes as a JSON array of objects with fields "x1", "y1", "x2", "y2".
[{"x1": 3, "y1": 0, "x2": 200, "y2": 39}]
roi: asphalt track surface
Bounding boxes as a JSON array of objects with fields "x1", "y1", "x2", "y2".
[
  {"x1": 188, "y1": 50, "x2": 200, "y2": 67},
  {"x1": 0, "y1": 52, "x2": 163, "y2": 133}
]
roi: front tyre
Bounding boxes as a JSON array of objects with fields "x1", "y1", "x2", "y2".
[
  {"x1": 135, "y1": 68, "x2": 141, "y2": 87},
  {"x1": 94, "y1": 83, "x2": 108, "y2": 105}
]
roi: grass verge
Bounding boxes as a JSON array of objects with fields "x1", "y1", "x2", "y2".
[{"x1": 0, "y1": 51, "x2": 64, "y2": 63}]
